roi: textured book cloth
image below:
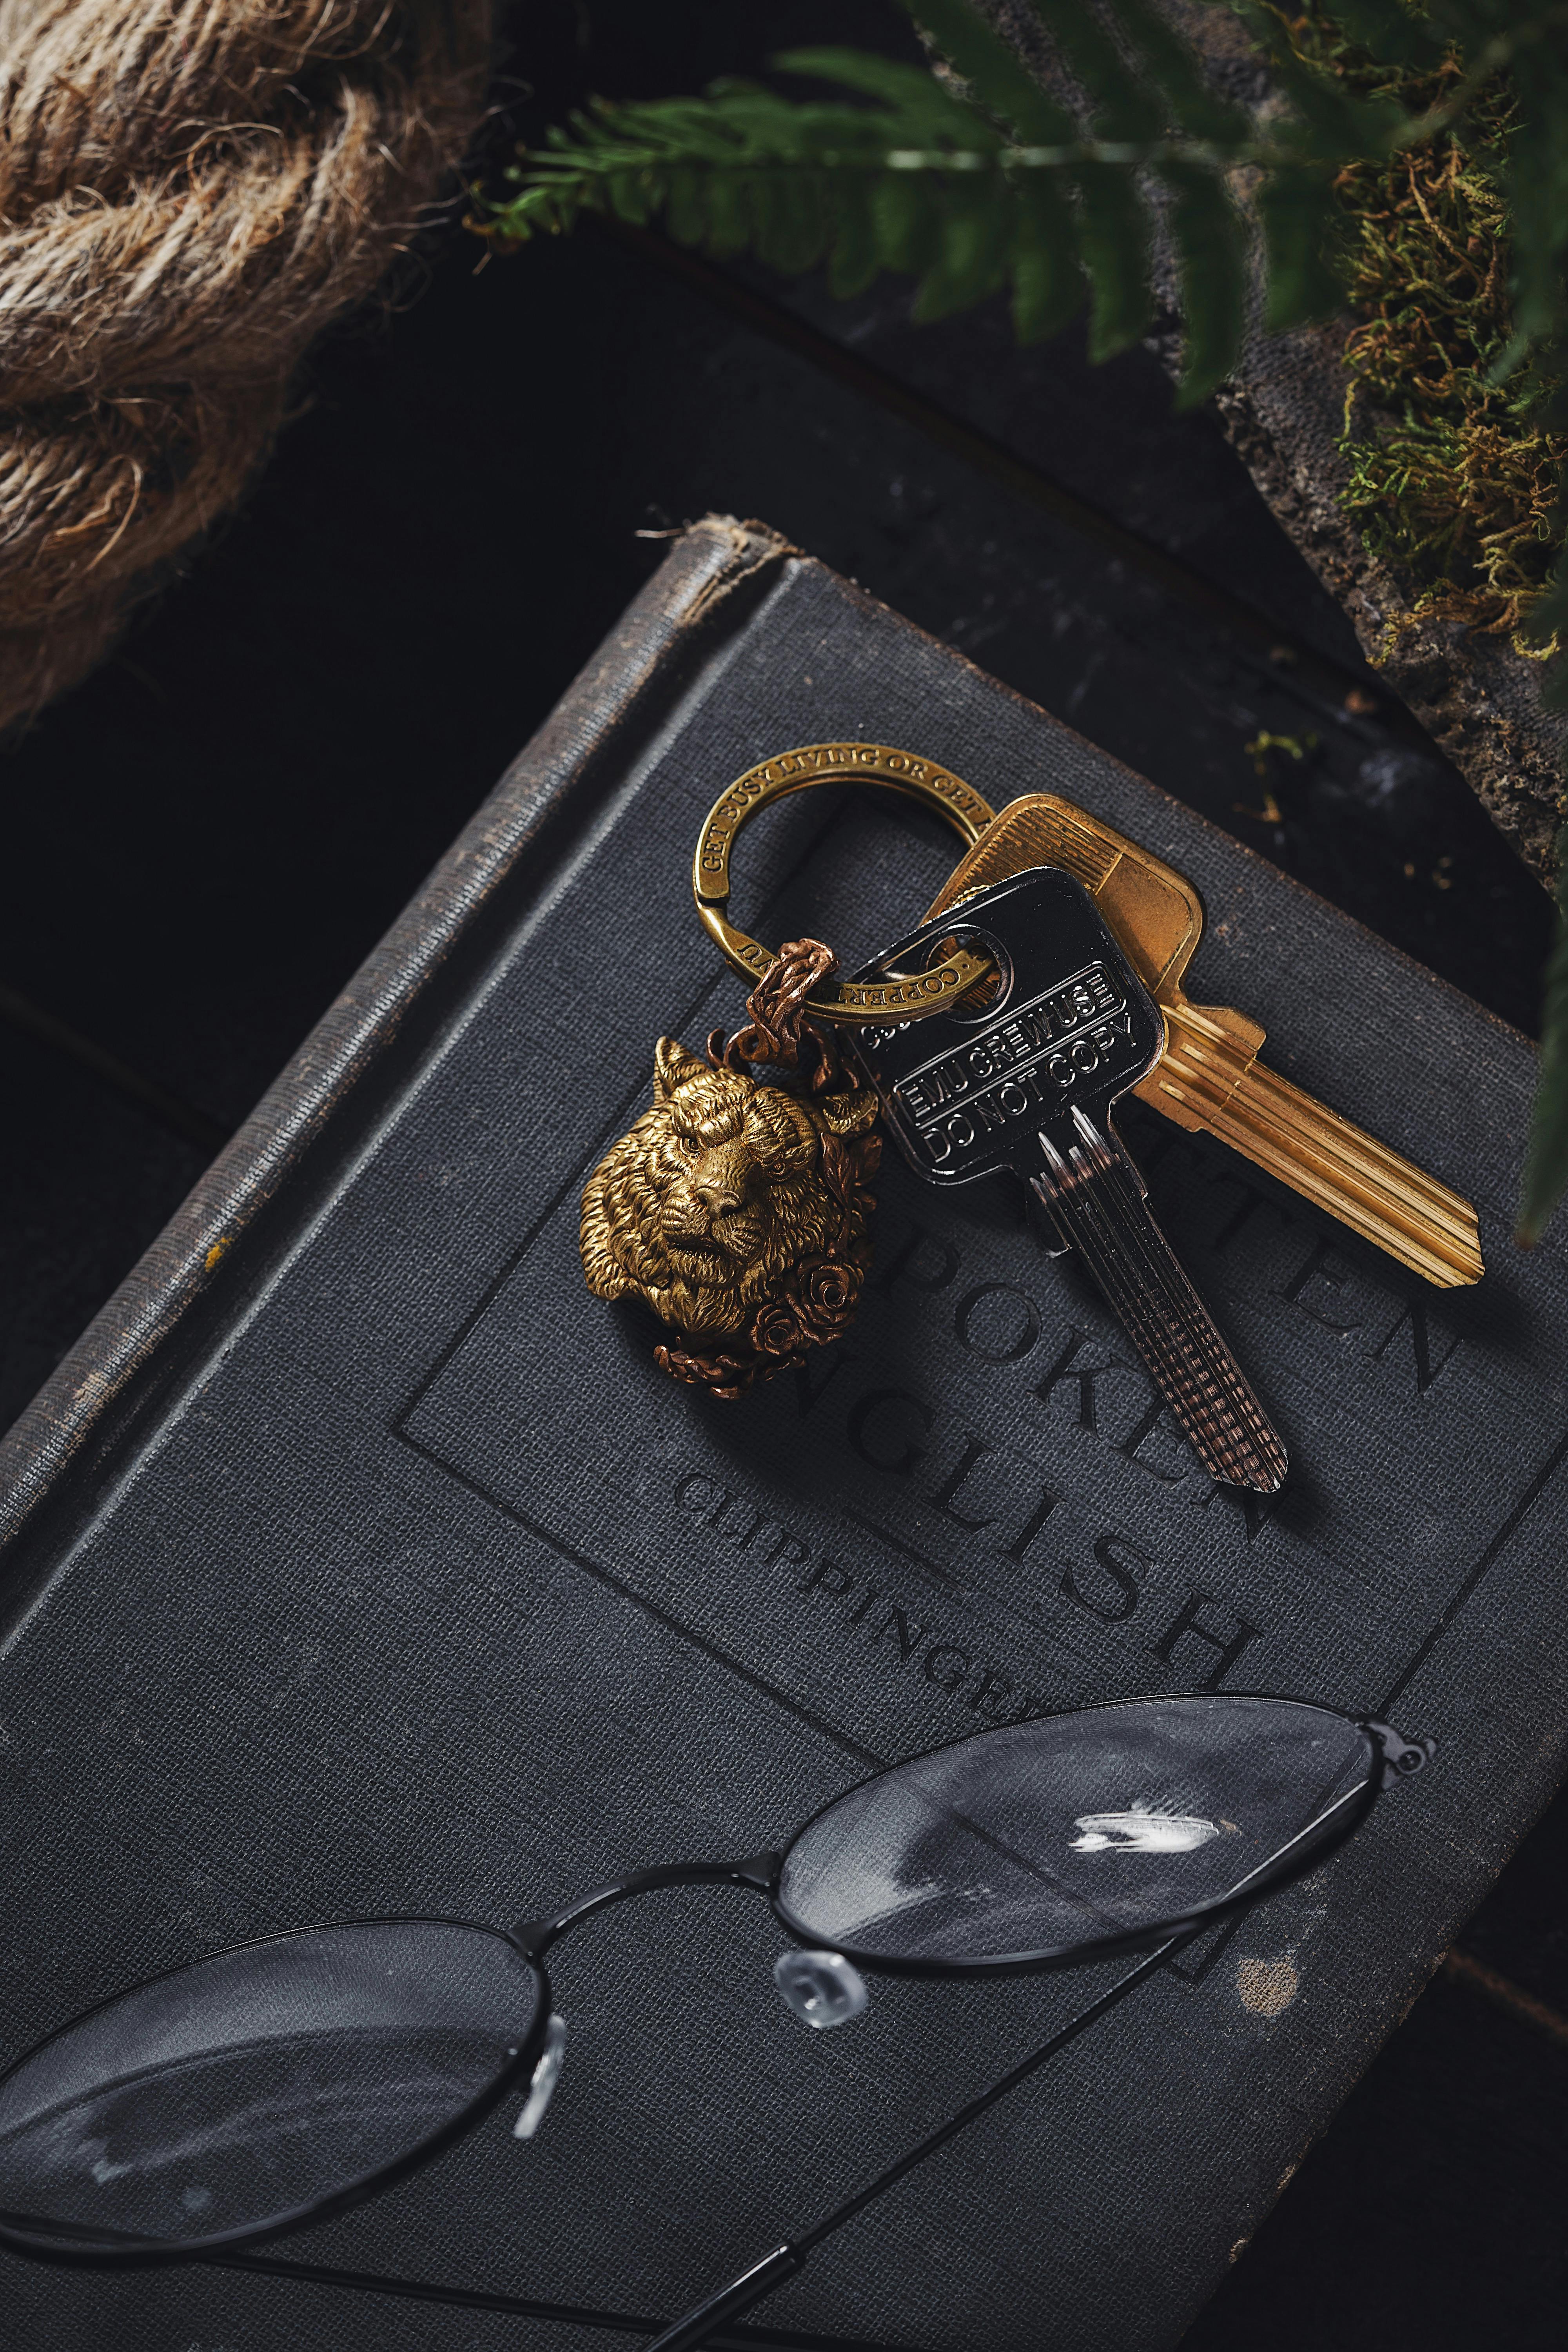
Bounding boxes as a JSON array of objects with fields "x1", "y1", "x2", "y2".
[{"x1": 1, "y1": 516, "x2": 1564, "y2": 2352}]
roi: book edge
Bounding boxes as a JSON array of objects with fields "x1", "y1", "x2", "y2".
[{"x1": 0, "y1": 515, "x2": 798, "y2": 1553}]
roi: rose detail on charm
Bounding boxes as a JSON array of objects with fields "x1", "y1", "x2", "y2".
[
  {"x1": 793, "y1": 1253, "x2": 861, "y2": 1336},
  {"x1": 580, "y1": 1036, "x2": 880, "y2": 1398}
]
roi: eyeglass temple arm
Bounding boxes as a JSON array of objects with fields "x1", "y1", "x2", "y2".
[
  {"x1": 640, "y1": 1931, "x2": 1192, "y2": 2352},
  {"x1": 511, "y1": 1852, "x2": 782, "y2": 1959}
]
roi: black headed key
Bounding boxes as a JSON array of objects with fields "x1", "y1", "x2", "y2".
[{"x1": 849, "y1": 867, "x2": 1287, "y2": 1494}]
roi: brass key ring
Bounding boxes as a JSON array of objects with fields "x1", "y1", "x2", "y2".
[{"x1": 692, "y1": 741, "x2": 998, "y2": 1024}]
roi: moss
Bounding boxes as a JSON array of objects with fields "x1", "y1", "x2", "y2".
[{"x1": 1283, "y1": 11, "x2": 1564, "y2": 653}]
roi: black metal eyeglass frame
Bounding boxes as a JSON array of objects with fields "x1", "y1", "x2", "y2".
[{"x1": 0, "y1": 1696, "x2": 1434, "y2": 2352}]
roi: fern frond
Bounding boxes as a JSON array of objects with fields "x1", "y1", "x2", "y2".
[
  {"x1": 1257, "y1": 167, "x2": 1345, "y2": 330},
  {"x1": 1233, "y1": 2, "x2": 1412, "y2": 156},
  {"x1": 872, "y1": 168, "x2": 943, "y2": 278},
  {"x1": 1164, "y1": 160, "x2": 1246, "y2": 406},
  {"x1": 1499, "y1": 91, "x2": 1568, "y2": 358},
  {"x1": 480, "y1": 1, "x2": 1424, "y2": 348},
  {"x1": 775, "y1": 48, "x2": 985, "y2": 138},
  {"x1": 891, "y1": 0, "x2": 1076, "y2": 143},
  {"x1": 915, "y1": 175, "x2": 1014, "y2": 320},
  {"x1": 1029, "y1": 0, "x2": 1165, "y2": 142},
  {"x1": 1074, "y1": 160, "x2": 1154, "y2": 359},
  {"x1": 1111, "y1": 0, "x2": 1254, "y2": 144},
  {"x1": 1327, "y1": 0, "x2": 1440, "y2": 71},
  {"x1": 825, "y1": 170, "x2": 881, "y2": 298},
  {"x1": 1009, "y1": 171, "x2": 1083, "y2": 345}
]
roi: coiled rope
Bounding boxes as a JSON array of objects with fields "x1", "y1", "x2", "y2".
[{"x1": 0, "y1": 0, "x2": 491, "y2": 732}]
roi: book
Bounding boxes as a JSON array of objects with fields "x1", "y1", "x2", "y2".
[{"x1": 2, "y1": 515, "x2": 1563, "y2": 2352}]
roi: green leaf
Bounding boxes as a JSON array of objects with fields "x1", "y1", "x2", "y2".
[
  {"x1": 898, "y1": 0, "x2": 1076, "y2": 142},
  {"x1": 617, "y1": 98, "x2": 735, "y2": 163},
  {"x1": 783, "y1": 171, "x2": 831, "y2": 274},
  {"x1": 665, "y1": 166, "x2": 705, "y2": 247},
  {"x1": 606, "y1": 167, "x2": 652, "y2": 227},
  {"x1": 826, "y1": 173, "x2": 882, "y2": 298},
  {"x1": 1518, "y1": 821, "x2": 1568, "y2": 1246},
  {"x1": 1325, "y1": 0, "x2": 1437, "y2": 69},
  {"x1": 1229, "y1": 1, "x2": 1408, "y2": 153},
  {"x1": 1164, "y1": 161, "x2": 1245, "y2": 406},
  {"x1": 773, "y1": 46, "x2": 987, "y2": 141},
  {"x1": 1258, "y1": 169, "x2": 1344, "y2": 331},
  {"x1": 702, "y1": 167, "x2": 752, "y2": 258},
  {"x1": 484, "y1": 183, "x2": 565, "y2": 243},
  {"x1": 749, "y1": 169, "x2": 828, "y2": 275},
  {"x1": 914, "y1": 176, "x2": 1012, "y2": 322},
  {"x1": 1110, "y1": 0, "x2": 1252, "y2": 142},
  {"x1": 1010, "y1": 172, "x2": 1083, "y2": 344},
  {"x1": 873, "y1": 168, "x2": 941, "y2": 277},
  {"x1": 1027, "y1": 0, "x2": 1163, "y2": 140},
  {"x1": 1075, "y1": 161, "x2": 1153, "y2": 360},
  {"x1": 1500, "y1": 100, "x2": 1568, "y2": 354}
]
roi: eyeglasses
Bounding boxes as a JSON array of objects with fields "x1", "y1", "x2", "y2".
[{"x1": 0, "y1": 1693, "x2": 1430, "y2": 2350}]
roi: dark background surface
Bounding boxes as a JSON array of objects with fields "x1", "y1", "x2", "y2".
[{"x1": 1, "y1": 2, "x2": 1563, "y2": 2346}]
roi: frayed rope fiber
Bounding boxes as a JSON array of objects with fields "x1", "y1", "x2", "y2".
[{"x1": 0, "y1": 0, "x2": 492, "y2": 733}]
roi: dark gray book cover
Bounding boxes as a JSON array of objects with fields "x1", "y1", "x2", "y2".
[{"x1": 2, "y1": 517, "x2": 1563, "y2": 2352}]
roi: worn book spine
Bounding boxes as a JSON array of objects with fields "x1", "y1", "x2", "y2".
[{"x1": 0, "y1": 517, "x2": 796, "y2": 1551}]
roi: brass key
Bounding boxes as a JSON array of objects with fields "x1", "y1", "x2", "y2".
[{"x1": 924, "y1": 795, "x2": 1483, "y2": 1290}]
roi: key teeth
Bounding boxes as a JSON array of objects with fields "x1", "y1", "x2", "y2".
[
  {"x1": 1229, "y1": 1437, "x2": 1289, "y2": 1496},
  {"x1": 1036, "y1": 1118, "x2": 1290, "y2": 1497},
  {"x1": 1071, "y1": 1103, "x2": 1146, "y2": 1198},
  {"x1": 1189, "y1": 1409, "x2": 1287, "y2": 1495}
]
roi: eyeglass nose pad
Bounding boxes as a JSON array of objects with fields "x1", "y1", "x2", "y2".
[
  {"x1": 773, "y1": 1948, "x2": 869, "y2": 2030},
  {"x1": 513, "y1": 2013, "x2": 569, "y2": 2138}
]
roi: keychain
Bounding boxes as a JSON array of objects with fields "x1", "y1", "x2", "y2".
[
  {"x1": 578, "y1": 942, "x2": 883, "y2": 1400},
  {"x1": 580, "y1": 742, "x2": 1483, "y2": 1491},
  {"x1": 579, "y1": 746, "x2": 987, "y2": 1401}
]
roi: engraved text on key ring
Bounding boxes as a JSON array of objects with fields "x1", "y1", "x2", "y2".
[{"x1": 691, "y1": 742, "x2": 998, "y2": 1024}]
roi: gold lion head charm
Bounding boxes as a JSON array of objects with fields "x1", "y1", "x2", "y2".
[{"x1": 581, "y1": 1038, "x2": 880, "y2": 1397}]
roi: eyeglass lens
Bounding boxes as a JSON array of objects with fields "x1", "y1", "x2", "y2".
[
  {"x1": 775, "y1": 1696, "x2": 1377, "y2": 1967},
  {"x1": 0, "y1": 1697, "x2": 1379, "y2": 2265},
  {"x1": 0, "y1": 1920, "x2": 541, "y2": 2256}
]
